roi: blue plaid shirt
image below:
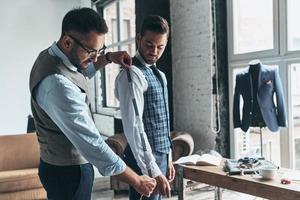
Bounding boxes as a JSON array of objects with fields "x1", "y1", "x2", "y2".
[
  {"x1": 115, "y1": 51, "x2": 172, "y2": 177},
  {"x1": 139, "y1": 62, "x2": 172, "y2": 154}
]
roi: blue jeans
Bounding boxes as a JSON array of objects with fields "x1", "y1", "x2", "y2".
[
  {"x1": 38, "y1": 159, "x2": 94, "y2": 200},
  {"x1": 124, "y1": 147, "x2": 168, "y2": 200}
]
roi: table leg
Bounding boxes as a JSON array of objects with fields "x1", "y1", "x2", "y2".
[
  {"x1": 177, "y1": 164, "x2": 185, "y2": 200},
  {"x1": 214, "y1": 187, "x2": 222, "y2": 200}
]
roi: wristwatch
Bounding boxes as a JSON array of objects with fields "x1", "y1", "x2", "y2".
[{"x1": 105, "y1": 52, "x2": 112, "y2": 63}]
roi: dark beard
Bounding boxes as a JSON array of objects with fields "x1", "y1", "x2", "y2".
[
  {"x1": 69, "y1": 48, "x2": 84, "y2": 71},
  {"x1": 138, "y1": 49, "x2": 156, "y2": 65}
]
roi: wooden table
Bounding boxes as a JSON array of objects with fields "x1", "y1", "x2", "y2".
[{"x1": 176, "y1": 164, "x2": 300, "y2": 200}]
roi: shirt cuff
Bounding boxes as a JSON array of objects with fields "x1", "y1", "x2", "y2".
[
  {"x1": 168, "y1": 149, "x2": 172, "y2": 162},
  {"x1": 148, "y1": 160, "x2": 163, "y2": 178},
  {"x1": 101, "y1": 156, "x2": 127, "y2": 176}
]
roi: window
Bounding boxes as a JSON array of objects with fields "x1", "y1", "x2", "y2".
[
  {"x1": 232, "y1": 0, "x2": 274, "y2": 54},
  {"x1": 228, "y1": 0, "x2": 300, "y2": 168},
  {"x1": 291, "y1": 64, "x2": 300, "y2": 169},
  {"x1": 94, "y1": 0, "x2": 135, "y2": 112},
  {"x1": 287, "y1": 0, "x2": 300, "y2": 51}
]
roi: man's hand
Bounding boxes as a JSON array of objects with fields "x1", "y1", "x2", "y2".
[
  {"x1": 108, "y1": 51, "x2": 132, "y2": 68},
  {"x1": 167, "y1": 161, "x2": 175, "y2": 182},
  {"x1": 154, "y1": 175, "x2": 171, "y2": 198},
  {"x1": 94, "y1": 51, "x2": 132, "y2": 70},
  {"x1": 115, "y1": 167, "x2": 156, "y2": 197},
  {"x1": 133, "y1": 175, "x2": 156, "y2": 197}
]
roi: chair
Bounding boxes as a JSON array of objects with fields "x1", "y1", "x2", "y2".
[{"x1": 105, "y1": 131, "x2": 194, "y2": 192}]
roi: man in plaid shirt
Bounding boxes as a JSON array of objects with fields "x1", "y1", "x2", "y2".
[{"x1": 115, "y1": 15, "x2": 174, "y2": 200}]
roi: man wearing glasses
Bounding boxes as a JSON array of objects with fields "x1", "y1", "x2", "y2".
[{"x1": 29, "y1": 8, "x2": 156, "y2": 200}]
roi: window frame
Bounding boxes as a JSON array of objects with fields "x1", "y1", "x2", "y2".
[
  {"x1": 93, "y1": 0, "x2": 136, "y2": 116},
  {"x1": 227, "y1": 0, "x2": 280, "y2": 61},
  {"x1": 227, "y1": 0, "x2": 300, "y2": 168}
]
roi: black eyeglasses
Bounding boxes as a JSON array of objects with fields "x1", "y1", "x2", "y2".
[{"x1": 67, "y1": 34, "x2": 106, "y2": 58}]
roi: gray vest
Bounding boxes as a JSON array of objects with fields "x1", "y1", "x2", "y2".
[{"x1": 29, "y1": 48, "x2": 90, "y2": 166}]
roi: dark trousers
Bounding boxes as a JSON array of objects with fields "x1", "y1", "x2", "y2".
[
  {"x1": 124, "y1": 146, "x2": 168, "y2": 200},
  {"x1": 38, "y1": 159, "x2": 94, "y2": 200}
]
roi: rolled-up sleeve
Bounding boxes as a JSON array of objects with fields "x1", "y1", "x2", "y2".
[{"x1": 35, "y1": 74, "x2": 126, "y2": 176}]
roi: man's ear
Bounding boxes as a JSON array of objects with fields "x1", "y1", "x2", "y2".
[
  {"x1": 136, "y1": 34, "x2": 141, "y2": 48},
  {"x1": 61, "y1": 35, "x2": 73, "y2": 51},
  {"x1": 136, "y1": 33, "x2": 141, "y2": 41}
]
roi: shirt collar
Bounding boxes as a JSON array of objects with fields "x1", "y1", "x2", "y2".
[
  {"x1": 48, "y1": 42, "x2": 77, "y2": 72},
  {"x1": 136, "y1": 50, "x2": 156, "y2": 68}
]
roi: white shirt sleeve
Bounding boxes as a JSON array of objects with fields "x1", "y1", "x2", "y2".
[
  {"x1": 169, "y1": 149, "x2": 172, "y2": 162},
  {"x1": 115, "y1": 67, "x2": 162, "y2": 177}
]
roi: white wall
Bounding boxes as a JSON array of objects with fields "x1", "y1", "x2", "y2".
[
  {"x1": 0, "y1": 0, "x2": 91, "y2": 134},
  {"x1": 171, "y1": 0, "x2": 216, "y2": 152}
]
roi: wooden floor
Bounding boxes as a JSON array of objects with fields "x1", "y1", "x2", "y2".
[
  {"x1": 92, "y1": 183, "x2": 265, "y2": 200},
  {"x1": 91, "y1": 177, "x2": 266, "y2": 200}
]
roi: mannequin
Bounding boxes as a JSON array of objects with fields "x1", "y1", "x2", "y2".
[
  {"x1": 249, "y1": 60, "x2": 266, "y2": 156},
  {"x1": 233, "y1": 59, "x2": 287, "y2": 156},
  {"x1": 249, "y1": 61, "x2": 266, "y2": 128}
]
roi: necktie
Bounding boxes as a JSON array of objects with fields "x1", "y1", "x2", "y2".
[{"x1": 150, "y1": 65, "x2": 163, "y2": 86}]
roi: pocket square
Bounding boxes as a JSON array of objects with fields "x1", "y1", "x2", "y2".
[{"x1": 265, "y1": 80, "x2": 272, "y2": 84}]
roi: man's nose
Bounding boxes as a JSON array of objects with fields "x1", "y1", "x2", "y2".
[
  {"x1": 89, "y1": 54, "x2": 98, "y2": 62},
  {"x1": 151, "y1": 47, "x2": 158, "y2": 55}
]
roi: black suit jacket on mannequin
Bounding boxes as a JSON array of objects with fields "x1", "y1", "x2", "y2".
[{"x1": 233, "y1": 63, "x2": 287, "y2": 132}]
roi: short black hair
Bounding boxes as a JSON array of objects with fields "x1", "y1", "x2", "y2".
[
  {"x1": 140, "y1": 15, "x2": 169, "y2": 37},
  {"x1": 62, "y1": 7, "x2": 108, "y2": 35}
]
